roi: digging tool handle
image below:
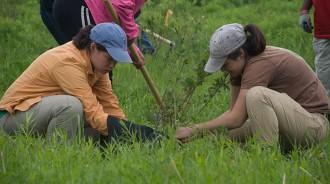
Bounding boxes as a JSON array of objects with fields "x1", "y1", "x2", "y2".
[
  {"x1": 104, "y1": 0, "x2": 166, "y2": 111},
  {"x1": 143, "y1": 28, "x2": 175, "y2": 47}
]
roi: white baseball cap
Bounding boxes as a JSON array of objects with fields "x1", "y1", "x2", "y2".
[{"x1": 204, "y1": 23, "x2": 247, "y2": 73}]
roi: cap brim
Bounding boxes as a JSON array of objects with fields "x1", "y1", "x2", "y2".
[
  {"x1": 107, "y1": 47, "x2": 133, "y2": 63},
  {"x1": 204, "y1": 56, "x2": 226, "y2": 73}
]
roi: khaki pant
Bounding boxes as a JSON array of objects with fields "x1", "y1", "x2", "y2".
[
  {"x1": 228, "y1": 86, "x2": 329, "y2": 151},
  {"x1": 0, "y1": 95, "x2": 100, "y2": 142}
]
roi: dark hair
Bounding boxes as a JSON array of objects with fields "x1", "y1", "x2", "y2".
[
  {"x1": 228, "y1": 24, "x2": 266, "y2": 59},
  {"x1": 72, "y1": 25, "x2": 107, "y2": 52}
]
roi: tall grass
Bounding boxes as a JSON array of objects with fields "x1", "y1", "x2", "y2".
[{"x1": 1, "y1": 0, "x2": 329, "y2": 183}]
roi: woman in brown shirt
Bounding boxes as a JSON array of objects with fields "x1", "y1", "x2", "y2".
[{"x1": 176, "y1": 23, "x2": 330, "y2": 152}]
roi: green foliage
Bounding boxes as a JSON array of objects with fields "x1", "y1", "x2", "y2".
[
  {"x1": 0, "y1": 0, "x2": 57, "y2": 96},
  {"x1": 0, "y1": 0, "x2": 329, "y2": 183}
]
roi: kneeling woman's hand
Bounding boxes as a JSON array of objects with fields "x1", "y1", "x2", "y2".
[{"x1": 175, "y1": 126, "x2": 200, "y2": 143}]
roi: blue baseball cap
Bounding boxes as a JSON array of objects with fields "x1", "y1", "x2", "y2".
[{"x1": 89, "y1": 23, "x2": 132, "y2": 63}]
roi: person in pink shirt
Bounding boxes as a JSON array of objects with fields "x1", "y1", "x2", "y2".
[{"x1": 52, "y1": 0, "x2": 148, "y2": 80}]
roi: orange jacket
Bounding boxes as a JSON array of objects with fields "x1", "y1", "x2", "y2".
[{"x1": 0, "y1": 42, "x2": 126, "y2": 135}]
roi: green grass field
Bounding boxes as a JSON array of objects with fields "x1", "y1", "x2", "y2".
[{"x1": 1, "y1": 0, "x2": 329, "y2": 183}]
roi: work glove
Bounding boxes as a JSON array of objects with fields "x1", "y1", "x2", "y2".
[
  {"x1": 102, "y1": 115, "x2": 166, "y2": 144},
  {"x1": 299, "y1": 13, "x2": 313, "y2": 33}
]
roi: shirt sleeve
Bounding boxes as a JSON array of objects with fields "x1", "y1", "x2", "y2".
[
  {"x1": 91, "y1": 74, "x2": 126, "y2": 120},
  {"x1": 51, "y1": 60, "x2": 109, "y2": 135},
  {"x1": 113, "y1": 0, "x2": 140, "y2": 40}
]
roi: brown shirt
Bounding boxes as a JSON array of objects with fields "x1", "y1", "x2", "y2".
[
  {"x1": 0, "y1": 42, "x2": 126, "y2": 135},
  {"x1": 241, "y1": 46, "x2": 329, "y2": 113}
]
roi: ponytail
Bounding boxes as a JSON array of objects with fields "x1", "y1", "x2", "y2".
[
  {"x1": 242, "y1": 24, "x2": 266, "y2": 56},
  {"x1": 227, "y1": 24, "x2": 266, "y2": 59}
]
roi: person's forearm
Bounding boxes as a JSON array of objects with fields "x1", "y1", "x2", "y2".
[
  {"x1": 230, "y1": 85, "x2": 240, "y2": 110},
  {"x1": 301, "y1": 0, "x2": 313, "y2": 11},
  {"x1": 194, "y1": 111, "x2": 240, "y2": 134}
]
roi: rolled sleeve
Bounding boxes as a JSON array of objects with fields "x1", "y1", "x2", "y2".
[{"x1": 114, "y1": 0, "x2": 140, "y2": 40}]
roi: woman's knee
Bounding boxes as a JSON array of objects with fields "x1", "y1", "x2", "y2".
[
  {"x1": 247, "y1": 86, "x2": 268, "y2": 96},
  {"x1": 246, "y1": 86, "x2": 269, "y2": 104},
  {"x1": 46, "y1": 95, "x2": 84, "y2": 117},
  {"x1": 65, "y1": 95, "x2": 83, "y2": 115},
  {"x1": 245, "y1": 86, "x2": 282, "y2": 116}
]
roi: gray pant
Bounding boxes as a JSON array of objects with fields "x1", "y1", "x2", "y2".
[
  {"x1": 313, "y1": 38, "x2": 330, "y2": 94},
  {"x1": 0, "y1": 95, "x2": 100, "y2": 142},
  {"x1": 228, "y1": 86, "x2": 329, "y2": 151}
]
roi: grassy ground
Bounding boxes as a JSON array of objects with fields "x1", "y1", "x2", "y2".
[{"x1": 1, "y1": 0, "x2": 329, "y2": 183}]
